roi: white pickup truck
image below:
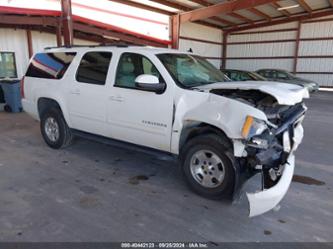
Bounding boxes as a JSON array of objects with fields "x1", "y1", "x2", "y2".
[{"x1": 21, "y1": 46, "x2": 308, "y2": 217}]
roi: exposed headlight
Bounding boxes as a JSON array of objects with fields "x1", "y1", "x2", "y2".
[{"x1": 241, "y1": 116, "x2": 268, "y2": 139}]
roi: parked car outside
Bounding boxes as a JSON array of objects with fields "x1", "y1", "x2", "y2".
[
  {"x1": 22, "y1": 46, "x2": 309, "y2": 217},
  {"x1": 221, "y1": 69, "x2": 267, "y2": 81},
  {"x1": 256, "y1": 69, "x2": 319, "y2": 93}
]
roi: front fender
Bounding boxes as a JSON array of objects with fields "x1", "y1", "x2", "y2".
[{"x1": 171, "y1": 92, "x2": 267, "y2": 154}]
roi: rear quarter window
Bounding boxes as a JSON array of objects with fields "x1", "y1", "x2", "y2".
[
  {"x1": 76, "y1": 52, "x2": 112, "y2": 85},
  {"x1": 25, "y1": 52, "x2": 76, "y2": 79}
]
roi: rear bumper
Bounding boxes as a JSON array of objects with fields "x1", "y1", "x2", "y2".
[{"x1": 246, "y1": 122, "x2": 304, "y2": 217}]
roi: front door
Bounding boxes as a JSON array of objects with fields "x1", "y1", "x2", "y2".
[
  {"x1": 67, "y1": 51, "x2": 113, "y2": 136},
  {"x1": 106, "y1": 52, "x2": 174, "y2": 152}
]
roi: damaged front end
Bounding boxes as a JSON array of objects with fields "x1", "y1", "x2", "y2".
[
  {"x1": 211, "y1": 88, "x2": 307, "y2": 217},
  {"x1": 245, "y1": 109, "x2": 305, "y2": 217}
]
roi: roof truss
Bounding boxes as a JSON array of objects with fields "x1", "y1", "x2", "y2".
[
  {"x1": 228, "y1": 9, "x2": 333, "y2": 32},
  {"x1": 179, "y1": 0, "x2": 278, "y2": 23},
  {"x1": 297, "y1": 0, "x2": 313, "y2": 13},
  {"x1": 0, "y1": 13, "x2": 167, "y2": 47},
  {"x1": 108, "y1": 0, "x2": 333, "y2": 32}
]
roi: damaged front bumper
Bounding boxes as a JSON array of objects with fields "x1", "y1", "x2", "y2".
[
  {"x1": 247, "y1": 154, "x2": 295, "y2": 217},
  {"x1": 245, "y1": 116, "x2": 305, "y2": 217}
]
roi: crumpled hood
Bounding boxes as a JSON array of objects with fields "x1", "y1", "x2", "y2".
[{"x1": 195, "y1": 81, "x2": 309, "y2": 105}]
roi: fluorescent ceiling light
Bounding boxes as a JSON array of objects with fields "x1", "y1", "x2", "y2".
[{"x1": 277, "y1": 4, "x2": 300, "y2": 11}]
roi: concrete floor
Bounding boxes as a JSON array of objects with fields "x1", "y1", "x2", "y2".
[{"x1": 0, "y1": 92, "x2": 332, "y2": 242}]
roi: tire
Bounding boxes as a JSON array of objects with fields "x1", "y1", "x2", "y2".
[
  {"x1": 4, "y1": 105, "x2": 12, "y2": 113},
  {"x1": 180, "y1": 134, "x2": 235, "y2": 199},
  {"x1": 40, "y1": 107, "x2": 73, "y2": 149}
]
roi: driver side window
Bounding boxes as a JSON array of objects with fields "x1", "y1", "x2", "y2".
[{"x1": 115, "y1": 53, "x2": 162, "y2": 89}]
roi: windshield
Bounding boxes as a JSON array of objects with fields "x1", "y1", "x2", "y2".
[{"x1": 157, "y1": 53, "x2": 228, "y2": 88}]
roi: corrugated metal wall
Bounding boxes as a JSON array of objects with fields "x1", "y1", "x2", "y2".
[
  {"x1": 0, "y1": 28, "x2": 97, "y2": 78},
  {"x1": 31, "y1": 31, "x2": 57, "y2": 53},
  {"x1": 179, "y1": 22, "x2": 223, "y2": 68},
  {"x1": 297, "y1": 19, "x2": 333, "y2": 87},
  {"x1": 225, "y1": 18, "x2": 333, "y2": 87},
  {"x1": 226, "y1": 22, "x2": 297, "y2": 73}
]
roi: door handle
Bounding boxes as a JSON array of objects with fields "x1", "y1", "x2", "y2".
[
  {"x1": 70, "y1": 89, "x2": 80, "y2": 95},
  {"x1": 109, "y1": 96, "x2": 124, "y2": 102}
]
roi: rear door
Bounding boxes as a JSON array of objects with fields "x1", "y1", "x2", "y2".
[{"x1": 66, "y1": 51, "x2": 112, "y2": 136}]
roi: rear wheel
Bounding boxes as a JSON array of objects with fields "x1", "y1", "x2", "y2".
[
  {"x1": 181, "y1": 134, "x2": 235, "y2": 199},
  {"x1": 4, "y1": 105, "x2": 12, "y2": 113},
  {"x1": 40, "y1": 108, "x2": 73, "y2": 149}
]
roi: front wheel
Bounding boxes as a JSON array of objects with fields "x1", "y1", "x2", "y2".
[
  {"x1": 40, "y1": 108, "x2": 73, "y2": 149},
  {"x1": 181, "y1": 134, "x2": 235, "y2": 199}
]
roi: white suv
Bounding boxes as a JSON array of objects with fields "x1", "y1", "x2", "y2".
[{"x1": 21, "y1": 46, "x2": 309, "y2": 217}]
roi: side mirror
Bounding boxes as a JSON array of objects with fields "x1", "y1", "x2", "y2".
[{"x1": 135, "y1": 74, "x2": 166, "y2": 94}]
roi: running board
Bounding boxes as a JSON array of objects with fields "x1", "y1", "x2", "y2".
[{"x1": 71, "y1": 129, "x2": 176, "y2": 161}]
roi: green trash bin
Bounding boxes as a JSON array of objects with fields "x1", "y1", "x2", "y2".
[{"x1": 0, "y1": 79, "x2": 22, "y2": 113}]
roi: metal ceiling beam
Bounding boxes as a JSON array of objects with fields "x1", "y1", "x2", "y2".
[
  {"x1": 191, "y1": 0, "x2": 253, "y2": 23},
  {"x1": 148, "y1": 0, "x2": 192, "y2": 11},
  {"x1": 179, "y1": 0, "x2": 277, "y2": 23},
  {"x1": 189, "y1": 0, "x2": 253, "y2": 25},
  {"x1": 109, "y1": 0, "x2": 174, "y2": 15},
  {"x1": 185, "y1": 0, "x2": 235, "y2": 25},
  {"x1": 148, "y1": 0, "x2": 233, "y2": 27},
  {"x1": 0, "y1": 14, "x2": 57, "y2": 26},
  {"x1": 227, "y1": 9, "x2": 333, "y2": 32},
  {"x1": 297, "y1": 0, "x2": 312, "y2": 13},
  {"x1": 168, "y1": 0, "x2": 269, "y2": 24}
]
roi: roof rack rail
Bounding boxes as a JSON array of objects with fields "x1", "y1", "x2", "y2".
[
  {"x1": 44, "y1": 45, "x2": 95, "y2": 50},
  {"x1": 100, "y1": 43, "x2": 145, "y2": 47},
  {"x1": 44, "y1": 43, "x2": 145, "y2": 50}
]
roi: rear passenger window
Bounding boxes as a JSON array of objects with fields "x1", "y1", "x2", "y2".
[
  {"x1": 76, "y1": 52, "x2": 112, "y2": 85},
  {"x1": 26, "y1": 52, "x2": 76, "y2": 79}
]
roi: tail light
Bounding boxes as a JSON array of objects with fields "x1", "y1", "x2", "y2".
[{"x1": 20, "y1": 76, "x2": 25, "y2": 99}]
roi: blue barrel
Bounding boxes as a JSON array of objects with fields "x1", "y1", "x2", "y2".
[{"x1": 0, "y1": 80, "x2": 22, "y2": 113}]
